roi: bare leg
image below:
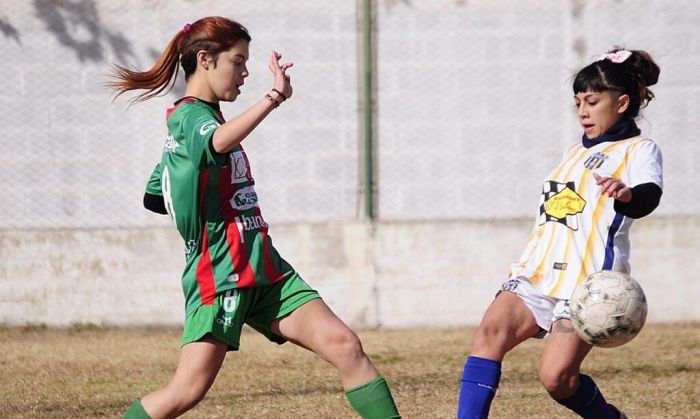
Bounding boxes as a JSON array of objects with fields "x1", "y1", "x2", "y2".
[
  {"x1": 457, "y1": 291, "x2": 541, "y2": 419},
  {"x1": 140, "y1": 336, "x2": 228, "y2": 419},
  {"x1": 538, "y1": 319, "x2": 592, "y2": 399},
  {"x1": 471, "y1": 291, "x2": 541, "y2": 360},
  {"x1": 538, "y1": 319, "x2": 622, "y2": 418},
  {"x1": 271, "y1": 298, "x2": 378, "y2": 389}
]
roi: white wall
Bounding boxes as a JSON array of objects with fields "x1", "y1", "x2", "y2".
[{"x1": 2, "y1": 217, "x2": 697, "y2": 327}]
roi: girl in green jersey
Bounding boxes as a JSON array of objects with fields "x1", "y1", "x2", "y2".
[{"x1": 110, "y1": 16, "x2": 399, "y2": 419}]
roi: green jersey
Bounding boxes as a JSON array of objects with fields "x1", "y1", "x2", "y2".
[{"x1": 146, "y1": 97, "x2": 299, "y2": 316}]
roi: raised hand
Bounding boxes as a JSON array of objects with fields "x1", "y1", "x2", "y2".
[
  {"x1": 269, "y1": 50, "x2": 293, "y2": 99},
  {"x1": 592, "y1": 172, "x2": 632, "y2": 203}
]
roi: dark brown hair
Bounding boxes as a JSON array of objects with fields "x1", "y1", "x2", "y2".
[
  {"x1": 573, "y1": 48, "x2": 660, "y2": 118},
  {"x1": 108, "y1": 16, "x2": 251, "y2": 102}
]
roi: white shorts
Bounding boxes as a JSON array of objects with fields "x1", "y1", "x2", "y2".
[{"x1": 499, "y1": 277, "x2": 571, "y2": 338}]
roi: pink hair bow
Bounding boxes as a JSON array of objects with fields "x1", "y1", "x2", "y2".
[
  {"x1": 182, "y1": 23, "x2": 192, "y2": 33},
  {"x1": 597, "y1": 50, "x2": 632, "y2": 63}
]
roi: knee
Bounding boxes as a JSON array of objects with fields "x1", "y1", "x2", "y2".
[
  {"x1": 471, "y1": 323, "x2": 512, "y2": 358},
  {"x1": 321, "y1": 327, "x2": 365, "y2": 363},
  {"x1": 167, "y1": 382, "x2": 208, "y2": 413},
  {"x1": 537, "y1": 366, "x2": 578, "y2": 398}
]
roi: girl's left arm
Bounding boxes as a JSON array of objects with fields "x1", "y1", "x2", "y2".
[
  {"x1": 613, "y1": 183, "x2": 662, "y2": 218},
  {"x1": 593, "y1": 140, "x2": 663, "y2": 218}
]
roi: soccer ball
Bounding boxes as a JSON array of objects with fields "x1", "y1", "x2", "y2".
[{"x1": 570, "y1": 270, "x2": 647, "y2": 348}]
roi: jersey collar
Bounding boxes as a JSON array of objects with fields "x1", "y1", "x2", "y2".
[
  {"x1": 582, "y1": 118, "x2": 641, "y2": 148},
  {"x1": 175, "y1": 96, "x2": 221, "y2": 111}
]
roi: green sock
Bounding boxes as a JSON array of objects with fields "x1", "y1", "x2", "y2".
[
  {"x1": 123, "y1": 399, "x2": 151, "y2": 419},
  {"x1": 345, "y1": 376, "x2": 400, "y2": 419}
]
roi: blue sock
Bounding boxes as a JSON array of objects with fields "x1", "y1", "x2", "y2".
[
  {"x1": 555, "y1": 374, "x2": 620, "y2": 419},
  {"x1": 457, "y1": 356, "x2": 502, "y2": 419}
]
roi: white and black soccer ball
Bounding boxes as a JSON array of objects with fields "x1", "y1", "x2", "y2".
[{"x1": 570, "y1": 270, "x2": 648, "y2": 348}]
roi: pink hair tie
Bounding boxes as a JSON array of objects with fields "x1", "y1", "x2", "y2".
[
  {"x1": 182, "y1": 23, "x2": 192, "y2": 33},
  {"x1": 597, "y1": 50, "x2": 632, "y2": 64}
]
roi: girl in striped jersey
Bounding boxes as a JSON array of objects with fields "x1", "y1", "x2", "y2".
[
  {"x1": 457, "y1": 48, "x2": 662, "y2": 419},
  {"x1": 110, "y1": 16, "x2": 399, "y2": 419}
]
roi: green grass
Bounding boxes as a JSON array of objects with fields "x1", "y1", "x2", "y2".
[{"x1": 0, "y1": 323, "x2": 698, "y2": 418}]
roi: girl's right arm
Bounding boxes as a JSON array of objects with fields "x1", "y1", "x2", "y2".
[{"x1": 212, "y1": 51, "x2": 293, "y2": 154}]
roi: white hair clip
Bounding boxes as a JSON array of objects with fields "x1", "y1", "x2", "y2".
[{"x1": 596, "y1": 50, "x2": 632, "y2": 63}]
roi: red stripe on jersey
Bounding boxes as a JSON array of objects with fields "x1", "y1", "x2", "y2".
[
  {"x1": 166, "y1": 97, "x2": 197, "y2": 120},
  {"x1": 251, "y1": 206, "x2": 283, "y2": 284},
  {"x1": 218, "y1": 165, "x2": 256, "y2": 288},
  {"x1": 195, "y1": 169, "x2": 216, "y2": 304},
  {"x1": 218, "y1": 164, "x2": 236, "y2": 220},
  {"x1": 195, "y1": 227, "x2": 217, "y2": 305},
  {"x1": 261, "y1": 229, "x2": 284, "y2": 284},
  {"x1": 224, "y1": 220, "x2": 257, "y2": 288}
]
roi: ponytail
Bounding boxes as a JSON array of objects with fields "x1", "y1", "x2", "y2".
[
  {"x1": 108, "y1": 32, "x2": 185, "y2": 103},
  {"x1": 108, "y1": 16, "x2": 251, "y2": 103},
  {"x1": 624, "y1": 49, "x2": 660, "y2": 111}
]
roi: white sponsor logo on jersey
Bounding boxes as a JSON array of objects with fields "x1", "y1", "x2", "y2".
[
  {"x1": 539, "y1": 181, "x2": 586, "y2": 230},
  {"x1": 199, "y1": 120, "x2": 220, "y2": 136},
  {"x1": 184, "y1": 240, "x2": 197, "y2": 258},
  {"x1": 231, "y1": 215, "x2": 268, "y2": 244},
  {"x1": 164, "y1": 134, "x2": 178, "y2": 153},
  {"x1": 230, "y1": 151, "x2": 252, "y2": 184},
  {"x1": 230, "y1": 186, "x2": 259, "y2": 210},
  {"x1": 236, "y1": 214, "x2": 268, "y2": 231}
]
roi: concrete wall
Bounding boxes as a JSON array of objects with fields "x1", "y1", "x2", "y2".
[{"x1": 2, "y1": 217, "x2": 697, "y2": 328}]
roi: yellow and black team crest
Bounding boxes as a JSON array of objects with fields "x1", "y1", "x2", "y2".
[
  {"x1": 583, "y1": 152, "x2": 608, "y2": 169},
  {"x1": 539, "y1": 181, "x2": 586, "y2": 230}
]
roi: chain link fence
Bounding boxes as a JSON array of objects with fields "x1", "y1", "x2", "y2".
[
  {"x1": 1, "y1": 0, "x2": 698, "y2": 230},
  {"x1": 376, "y1": 0, "x2": 699, "y2": 220},
  {"x1": 0, "y1": 0, "x2": 360, "y2": 229}
]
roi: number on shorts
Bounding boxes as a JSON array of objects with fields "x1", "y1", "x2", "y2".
[{"x1": 223, "y1": 289, "x2": 239, "y2": 313}]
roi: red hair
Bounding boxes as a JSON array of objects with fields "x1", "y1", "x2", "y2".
[{"x1": 108, "y1": 16, "x2": 251, "y2": 103}]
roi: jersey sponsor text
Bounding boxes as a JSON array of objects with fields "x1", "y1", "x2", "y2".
[
  {"x1": 230, "y1": 186, "x2": 259, "y2": 211},
  {"x1": 199, "y1": 120, "x2": 220, "y2": 135}
]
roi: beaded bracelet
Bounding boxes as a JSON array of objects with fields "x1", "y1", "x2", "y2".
[
  {"x1": 265, "y1": 93, "x2": 282, "y2": 108},
  {"x1": 271, "y1": 88, "x2": 287, "y2": 101}
]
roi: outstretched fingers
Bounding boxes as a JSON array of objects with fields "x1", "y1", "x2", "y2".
[
  {"x1": 267, "y1": 50, "x2": 281, "y2": 73},
  {"x1": 592, "y1": 172, "x2": 631, "y2": 203},
  {"x1": 268, "y1": 50, "x2": 293, "y2": 98}
]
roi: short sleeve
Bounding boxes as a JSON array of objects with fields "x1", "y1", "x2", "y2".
[
  {"x1": 145, "y1": 163, "x2": 163, "y2": 196},
  {"x1": 181, "y1": 106, "x2": 228, "y2": 170},
  {"x1": 627, "y1": 140, "x2": 663, "y2": 190}
]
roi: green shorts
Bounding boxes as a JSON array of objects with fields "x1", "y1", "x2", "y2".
[{"x1": 182, "y1": 275, "x2": 320, "y2": 351}]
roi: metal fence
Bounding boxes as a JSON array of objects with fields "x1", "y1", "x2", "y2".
[
  {"x1": 0, "y1": 0, "x2": 697, "y2": 230},
  {"x1": 375, "y1": 0, "x2": 699, "y2": 220}
]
